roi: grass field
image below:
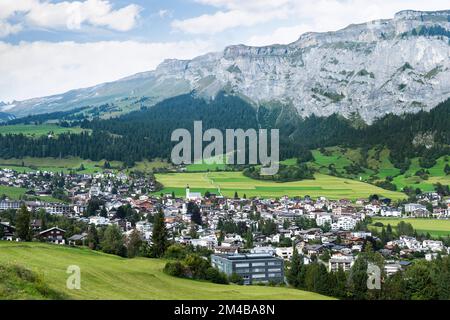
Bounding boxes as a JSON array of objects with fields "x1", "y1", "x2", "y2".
[
  {"x1": 154, "y1": 172, "x2": 406, "y2": 200},
  {"x1": 370, "y1": 218, "x2": 450, "y2": 238},
  {"x1": 0, "y1": 242, "x2": 332, "y2": 300},
  {"x1": 0, "y1": 185, "x2": 65, "y2": 203},
  {"x1": 0, "y1": 124, "x2": 88, "y2": 137},
  {"x1": 0, "y1": 157, "x2": 123, "y2": 174}
]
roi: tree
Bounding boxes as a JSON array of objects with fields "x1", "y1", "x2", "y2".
[
  {"x1": 152, "y1": 208, "x2": 168, "y2": 257},
  {"x1": 87, "y1": 224, "x2": 99, "y2": 250},
  {"x1": 348, "y1": 256, "x2": 368, "y2": 300},
  {"x1": 304, "y1": 263, "x2": 330, "y2": 295},
  {"x1": 188, "y1": 202, "x2": 202, "y2": 225},
  {"x1": 15, "y1": 204, "x2": 32, "y2": 241},
  {"x1": 101, "y1": 225, "x2": 126, "y2": 257},
  {"x1": 244, "y1": 229, "x2": 253, "y2": 249},
  {"x1": 287, "y1": 247, "x2": 302, "y2": 287},
  {"x1": 234, "y1": 191, "x2": 239, "y2": 199},
  {"x1": 127, "y1": 229, "x2": 143, "y2": 258}
]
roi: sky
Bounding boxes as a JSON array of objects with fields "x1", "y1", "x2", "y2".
[{"x1": 1, "y1": 0, "x2": 450, "y2": 102}]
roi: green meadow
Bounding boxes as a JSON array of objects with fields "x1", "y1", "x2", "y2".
[
  {"x1": 154, "y1": 172, "x2": 406, "y2": 200},
  {"x1": 0, "y1": 242, "x2": 331, "y2": 300},
  {"x1": 0, "y1": 124, "x2": 88, "y2": 137},
  {"x1": 370, "y1": 218, "x2": 450, "y2": 238}
]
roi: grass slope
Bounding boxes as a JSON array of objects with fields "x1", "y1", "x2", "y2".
[
  {"x1": 155, "y1": 172, "x2": 406, "y2": 200},
  {"x1": 370, "y1": 218, "x2": 450, "y2": 238},
  {"x1": 0, "y1": 242, "x2": 331, "y2": 300},
  {"x1": 0, "y1": 124, "x2": 88, "y2": 137}
]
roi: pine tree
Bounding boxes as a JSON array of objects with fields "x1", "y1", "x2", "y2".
[
  {"x1": 152, "y1": 208, "x2": 168, "y2": 257},
  {"x1": 87, "y1": 224, "x2": 99, "y2": 250},
  {"x1": 244, "y1": 229, "x2": 253, "y2": 249},
  {"x1": 287, "y1": 247, "x2": 302, "y2": 287},
  {"x1": 15, "y1": 204, "x2": 32, "y2": 241}
]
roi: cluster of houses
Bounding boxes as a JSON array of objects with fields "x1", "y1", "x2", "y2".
[{"x1": 1, "y1": 167, "x2": 450, "y2": 284}]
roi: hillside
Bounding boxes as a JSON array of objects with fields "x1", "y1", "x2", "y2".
[
  {"x1": 0, "y1": 242, "x2": 332, "y2": 300},
  {"x1": 2, "y1": 10, "x2": 450, "y2": 122}
]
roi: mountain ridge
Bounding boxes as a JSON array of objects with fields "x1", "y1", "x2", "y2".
[{"x1": 2, "y1": 9, "x2": 450, "y2": 122}]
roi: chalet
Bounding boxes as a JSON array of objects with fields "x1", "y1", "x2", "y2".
[
  {"x1": 0, "y1": 222, "x2": 16, "y2": 241},
  {"x1": 39, "y1": 227, "x2": 66, "y2": 244},
  {"x1": 68, "y1": 233, "x2": 88, "y2": 246}
]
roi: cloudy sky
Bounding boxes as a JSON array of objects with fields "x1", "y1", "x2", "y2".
[{"x1": 1, "y1": 0, "x2": 450, "y2": 102}]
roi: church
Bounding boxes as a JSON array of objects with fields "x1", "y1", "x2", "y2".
[{"x1": 185, "y1": 185, "x2": 202, "y2": 200}]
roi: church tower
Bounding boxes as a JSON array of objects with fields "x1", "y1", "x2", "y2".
[{"x1": 186, "y1": 185, "x2": 190, "y2": 199}]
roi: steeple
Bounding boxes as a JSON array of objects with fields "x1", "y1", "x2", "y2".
[{"x1": 186, "y1": 185, "x2": 190, "y2": 199}]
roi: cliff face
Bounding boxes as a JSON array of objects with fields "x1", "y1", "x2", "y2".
[{"x1": 3, "y1": 10, "x2": 450, "y2": 122}]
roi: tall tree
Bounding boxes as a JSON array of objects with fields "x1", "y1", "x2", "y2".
[
  {"x1": 152, "y1": 208, "x2": 168, "y2": 257},
  {"x1": 87, "y1": 224, "x2": 99, "y2": 250},
  {"x1": 15, "y1": 204, "x2": 32, "y2": 241},
  {"x1": 127, "y1": 229, "x2": 143, "y2": 258},
  {"x1": 287, "y1": 247, "x2": 302, "y2": 287},
  {"x1": 101, "y1": 225, "x2": 126, "y2": 257}
]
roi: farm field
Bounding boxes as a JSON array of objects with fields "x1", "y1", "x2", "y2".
[
  {"x1": 370, "y1": 218, "x2": 450, "y2": 238},
  {"x1": 154, "y1": 172, "x2": 406, "y2": 200},
  {"x1": 0, "y1": 124, "x2": 88, "y2": 137},
  {"x1": 0, "y1": 242, "x2": 332, "y2": 300}
]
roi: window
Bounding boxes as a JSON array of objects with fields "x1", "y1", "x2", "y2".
[
  {"x1": 268, "y1": 273, "x2": 282, "y2": 278},
  {"x1": 236, "y1": 263, "x2": 249, "y2": 268},
  {"x1": 252, "y1": 274, "x2": 266, "y2": 279},
  {"x1": 252, "y1": 268, "x2": 266, "y2": 273},
  {"x1": 268, "y1": 262, "x2": 281, "y2": 266},
  {"x1": 268, "y1": 268, "x2": 281, "y2": 272},
  {"x1": 252, "y1": 262, "x2": 266, "y2": 267}
]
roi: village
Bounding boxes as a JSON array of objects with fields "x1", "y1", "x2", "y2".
[{"x1": 1, "y1": 167, "x2": 450, "y2": 285}]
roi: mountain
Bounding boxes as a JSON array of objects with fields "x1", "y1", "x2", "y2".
[
  {"x1": 2, "y1": 10, "x2": 450, "y2": 122},
  {"x1": 0, "y1": 111, "x2": 16, "y2": 123}
]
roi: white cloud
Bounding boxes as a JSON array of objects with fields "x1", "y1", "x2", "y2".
[
  {"x1": 0, "y1": 40, "x2": 217, "y2": 102},
  {"x1": 0, "y1": 0, "x2": 142, "y2": 37},
  {"x1": 173, "y1": 0, "x2": 450, "y2": 37}
]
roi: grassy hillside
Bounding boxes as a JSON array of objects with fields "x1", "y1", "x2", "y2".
[
  {"x1": 308, "y1": 147, "x2": 449, "y2": 192},
  {"x1": 369, "y1": 218, "x2": 450, "y2": 238},
  {"x1": 154, "y1": 172, "x2": 406, "y2": 200},
  {"x1": 0, "y1": 242, "x2": 332, "y2": 300},
  {"x1": 0, "y1": 124, "x2": 88, "y2": 137}
]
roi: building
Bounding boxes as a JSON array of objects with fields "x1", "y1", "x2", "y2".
[
  {"x1": 211, "y1": 253, "x2": 284, "y2": 285},
  {"x1": 186, "y1": 186, "x2": 202, "y2": 200},
  {"x1": 39, "y1": 227, "x2": 66, "y2": 244},
  {"x1": 328, "y1": 254, "x2": 355, "y2": 272},
  {"x1": 0, "y1": 200, "x2": 22, "y2": 211},
  {"x1": 275, "y1": 247, "x2": 293, "y2": 260},
  {"x1": 0, "y1": 222, "x2": 15, "y2": 241}
]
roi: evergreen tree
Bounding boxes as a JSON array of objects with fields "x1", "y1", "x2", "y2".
[
  {"x1": 15, "y1": 204, "x2": 32, "y2": 241},
  {"x1": 152, "y1": 208, "x2": 168, "y2": 257},
  {"x1": 244, "y1": 229, "x2": 253, "y2": 249},
  {"x1": 87, "y1": 224, "x2": 99, "y2": 250},
  {"x1": 287, "y1": 247, "x2": 302, "y2": 287}
]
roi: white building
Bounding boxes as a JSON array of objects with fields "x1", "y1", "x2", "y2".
[
  {"x1": 329, "y1": 254, "x2": 355, "y2": 272},
  {"x1": 422, "y1": 240, "x2": 444, "y2": 252},
  {"x1": 331, "y1": 216, "x2": 357, "y2": 231},
  {"x1": 186, "y1": 186, "x2": 202, "y2": 200},
  {"x1": 275, "y1": 247, "x2": 294, "y2": 261},
  {"x1": 316, "y1": 214, "x2": 332, "y2": 227}
]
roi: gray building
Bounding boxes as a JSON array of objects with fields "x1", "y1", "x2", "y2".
[{"x1": 211, "y1": 253, "x2": 284, "y2": 285}]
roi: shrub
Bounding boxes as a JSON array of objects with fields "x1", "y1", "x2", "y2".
[
  {"x1": 206, "y1": 267, "x2": 229, "y2": 285},
  {"x1": 229, "y1": 273, "x2": 244, "y2": 285},
  {"x1": 163, "y1": 261, "x2": 186, "y2": 278}
]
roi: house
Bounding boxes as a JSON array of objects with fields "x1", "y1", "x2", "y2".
[
  {"x1": 0, "y1": 222, "x2": 16, "y2": 241},
  {"x1": 275, "y1": 247, "x2": 293, "y2": 260},
  {"x1": 384, "y1": 263, "x2": 402, "y2": 276},
  {"x1": 39, "y1": 227, "x2": 66, "y2": 244},
  {"x1": 68, "y1": 233, "x2": 88, "y2": 246},
  {"x1": 211, "y1": 253, "x2": 284, "y2": 285},
  {"x1": 0, "y1": 200, "x2": 22, "y2": 211},
  {"x1": 328, "y1": 254, "x2": 355, "y2": 272}
]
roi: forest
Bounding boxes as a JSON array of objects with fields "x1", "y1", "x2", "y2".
[{"x1": 0, "y1": 92, "x2": 448, "y2": 171}]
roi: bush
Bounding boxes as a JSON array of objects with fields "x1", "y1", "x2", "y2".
[
  {"x1": 163, "y1": 261, "x2": 186, "y2": 278},
  {"x1": 229, "y1": 273, "x2": 244, "y2": 285},
  {"x1": 206, "y1": 267, "x2": 229, "y2": 285}
]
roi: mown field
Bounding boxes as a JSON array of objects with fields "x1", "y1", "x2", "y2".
[
  {"x1": 154, "y1": 172, "x2": 406, "y2": 200},
  {"x1": 0, "y1": 185, "x2": 64, "y2": 203},
  {"x1": 0, "y1": 242, "x2": 331, "y2": 300},
  {"x1": 0, "y1": 124, "x2": 88, "y2": 137},
  {"x1": 370, "y1": 218, "x2": 450, "y2": 238}
]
